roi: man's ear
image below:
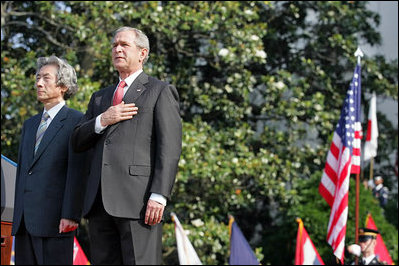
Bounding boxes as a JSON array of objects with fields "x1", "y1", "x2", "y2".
[
  {"x1": 140, "y1": 48, "x2": 148, "y2": 62},
  {"x1": 59, "y1": 85, "x2": 68, "y2": 96}
]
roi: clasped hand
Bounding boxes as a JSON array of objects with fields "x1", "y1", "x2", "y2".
[{"x1": 101, "y1": 101, "x2": 138, "y2": 127}]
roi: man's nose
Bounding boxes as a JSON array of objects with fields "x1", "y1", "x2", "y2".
[
  {"x1": 114, "y1": 44, "x2": 123, "y2": 53},
  {"x1": 36, "y1": 78, "x2": 44, "y2": 88}
]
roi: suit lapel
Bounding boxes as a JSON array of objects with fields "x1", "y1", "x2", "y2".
[
  {"x1": 30, "y1": 106, "x2": 68, "y2": 167},
  {"x1": 123, "y1": 72, "x2": 149, "y2": 104},
  {"x1": 106, "y1": 72, "x2": 149, "y2": 138}
]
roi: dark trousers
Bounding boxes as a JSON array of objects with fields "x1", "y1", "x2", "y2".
[
  {"x1": 87, "y1": 189, "x2": 162, "y2": 265},
  {"x1": 14, "y1": 218, "x2": 74, "y2": 265}
]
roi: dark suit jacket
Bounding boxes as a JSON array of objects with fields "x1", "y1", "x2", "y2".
[
  {"x1": 12, "y1": 106, "x2": 88, "y2": 237},
  {"x1": 72, "y1": 72, "x2": 182, "y2": 219}
]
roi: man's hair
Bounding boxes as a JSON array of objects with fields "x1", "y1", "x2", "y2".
[
  {"x1": 36, "y1": 56, "x2": 78, "y2": 100},
  {"x1": 112, "y1": 26, "x2": 150, "y2": 64}
]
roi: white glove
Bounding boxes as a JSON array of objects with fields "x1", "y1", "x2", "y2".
[{"x1": 348, "y1": 244, "x2": 361, "y2": 257}]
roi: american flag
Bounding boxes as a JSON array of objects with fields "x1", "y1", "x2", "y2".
[{"x1": 319, "y1": 63, "x2": 362, "y2": 263}]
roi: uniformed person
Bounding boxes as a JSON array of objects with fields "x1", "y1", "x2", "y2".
[
  {"x1": 372, "y1": 176, "x2": 389, "y2": 207},
  {"x1": 347, "y1": 228, "x2": 386, "y2": 265}
]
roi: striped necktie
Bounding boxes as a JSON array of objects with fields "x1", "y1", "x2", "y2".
[{"x1": 35, "y1": 112, "x2": 50, "y2": 154}]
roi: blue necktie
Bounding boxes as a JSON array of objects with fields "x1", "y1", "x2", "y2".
[{"x1": 35, "y1": 112, "x2": 50, "y2": 154}]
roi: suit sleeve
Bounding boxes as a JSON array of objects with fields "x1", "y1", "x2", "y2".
[
  {"x1": 16, "y1": 121, "x2": 26, "y2": 186},
  {"x1": 61, "y1": 131, "x2": 89, "y2": 222},
  {"x1": 150, "y1": 84, "x2": 182, "y2": 200},
  {"x1": 71, "y1": 93, "x2": 101, "y2": 152},
  {"x1": 13, "y1": 121, "x2": 27, "y2": 216}
]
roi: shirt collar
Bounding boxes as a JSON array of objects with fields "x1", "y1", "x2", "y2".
[
  {"x1": 375, "y1": 183, "x2": 383, "y2": 190},
  {"x1": 363, "y1": 254, "x2": 376, "y2": 265},
  {"x1": 119, "y1": 69, "x2": 143, "y2": 88},
  {"x1": 44, "y1": 100, "x2": 65, "y2": 120}
]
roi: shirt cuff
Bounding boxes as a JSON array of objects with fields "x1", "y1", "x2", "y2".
[
  {"x1": 149, "y1": 193, "x2": 167, "y2": 206},
  {"x1": 95, "y1": 114, "x2": 107, "y2": 134}
]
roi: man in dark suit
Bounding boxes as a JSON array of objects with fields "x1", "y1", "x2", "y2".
[
  {"x1": 12, "y1": 56, "x2": 87, "y2": 265},
  {"x1": 72, "y1": 27, "x2": 182, "y2": 265}
]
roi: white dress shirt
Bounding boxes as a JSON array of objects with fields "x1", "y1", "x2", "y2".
[
  {"x1": 42, "y1": 100, "x2": 66, "y2": 129},
  {"x1": 363, "y1": 254, "x2": 377, "y2": 265}
]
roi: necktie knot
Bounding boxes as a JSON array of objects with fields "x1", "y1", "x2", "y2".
[
  {"x1": 42, "y1": 112, "x2": 50, "y2": 121},
  {"x1": 113, "y1": 81, "x2": 127, "y2": 106},
  {"x1": 118, "y1": 80, "x2": 127, "y2": 88}
]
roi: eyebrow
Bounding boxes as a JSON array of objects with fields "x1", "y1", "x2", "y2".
[
  {"x1": 36, "y1": 73, "x2": 52, "y2": 78},
  {"x1": 113, "y1": 40, "x2": 130, "y2": 46}
]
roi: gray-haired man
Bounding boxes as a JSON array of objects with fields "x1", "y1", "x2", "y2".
[{"x1": 12, "y1": 56, "x2": 88, "y2": 265}]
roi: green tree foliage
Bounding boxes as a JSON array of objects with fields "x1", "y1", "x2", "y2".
[{"x1": 1, "y1": 1, "x2": 397, "y2": 264}]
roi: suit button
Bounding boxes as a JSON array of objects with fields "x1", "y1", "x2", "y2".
[
  {"x1": 105, "y1": 139, "x2": 110, "y2": 145},
  {"x1": 28, "y1": 171, "x2": 32, "y2": 175}
]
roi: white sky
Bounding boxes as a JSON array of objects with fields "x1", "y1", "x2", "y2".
[{"x1": 366, "y1": 1, "x2": 398, "y2": 128}]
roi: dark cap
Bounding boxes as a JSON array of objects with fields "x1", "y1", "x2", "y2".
[{"x1": 359, "y1": 228, "x2": 379, "y2": 242}]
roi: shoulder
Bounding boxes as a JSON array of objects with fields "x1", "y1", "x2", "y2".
[
  {"x1": 64, "y1": 107, "x2": 84, "y2": 122},
  {"x1": 146, "y1": 74, "x2": 170, "y2": 89},
  {"x1": 66, "y1": 107, "x2": 83, "y2": 117},
  {"x1": 23, "y1": 113, "x2": 41, "y2": 126},
  {"x1": 92, "y1": 84, "x2": 117, "y2": 98},
  {"x1": 147, "y1": 74, "x2": 178, "y2": 94}
]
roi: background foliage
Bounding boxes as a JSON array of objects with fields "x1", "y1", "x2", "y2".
[{"x1": 1, "y1": 1, "x2": 397, "y2": 264}]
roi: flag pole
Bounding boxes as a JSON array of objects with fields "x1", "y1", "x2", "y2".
[
  {"x1": 355, "y1": 172, "x2": 360, "y2": 265},
  {"x1": 369, "y1": 157, "x2": 374, "y2": 183},
  {"x1": 354, "y1": 47, "x2": 364, "y2": 265}
]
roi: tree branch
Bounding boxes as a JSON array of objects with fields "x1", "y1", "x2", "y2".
[
  {"x1": 5, "y1": 21, "x2": 71, "y2": 49},
  {"x1": 5, "y1": 10, "x2": 75, "y2": 32}
]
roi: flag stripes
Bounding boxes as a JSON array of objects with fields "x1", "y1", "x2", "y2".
[{"x1": 351, "y1": 122, "x2": 362, "y2": 173}]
